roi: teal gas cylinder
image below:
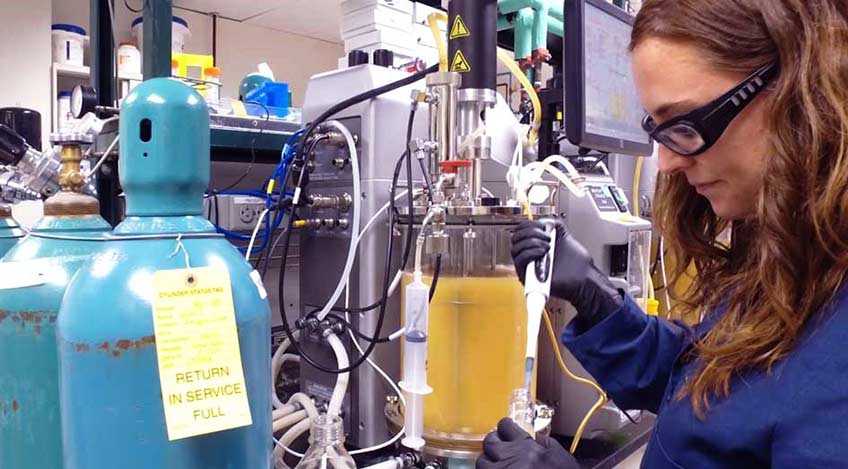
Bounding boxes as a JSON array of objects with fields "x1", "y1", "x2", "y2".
[
  {"x1": 0, "y1": 142, "x2": 110, "y2": 468},
  {"x1": 57, "y1": 78, "x2": 272, "y2": 469},
  {"x1": 0, "y1": 205, "x2": 23, "y2": 256}
]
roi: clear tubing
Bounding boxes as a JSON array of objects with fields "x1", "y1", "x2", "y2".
[
  {"x1": 272, "y1": 410, "x2": 309, "y2": 433},
  {"x1": 272, "y1": 404, "x2": 299, "y2": 421},
  {"x1": 326, "y1": 334, "x2": 350, "y2": 417},
  {"x1": 272, "y1": 331, "x2": 300, "y2": 409},
  {"x1": 315, "y1": 121, "x2": 361, "y2": 321},
  {"x1": 343, "y1": 286, "x2": 408, "y2": 456}
]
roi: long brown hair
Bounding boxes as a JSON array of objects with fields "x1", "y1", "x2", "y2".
[{"x1": 631, "y1": 0, "x2": 848, "y2": 417}]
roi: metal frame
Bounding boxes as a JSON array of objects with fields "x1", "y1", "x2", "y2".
[{"x1": 563, "y1": 0, "x2": 653, "y2": 155}]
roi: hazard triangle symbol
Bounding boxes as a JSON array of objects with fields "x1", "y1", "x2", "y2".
[
  {"x1": 451, "y1": 50, "x2": 471, "y2": 73},
  {"x1": 450, "y1": 15, "x2": 471, "y2": 39}
]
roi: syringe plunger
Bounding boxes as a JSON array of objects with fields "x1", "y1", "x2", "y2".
[{"x1": 400, "y1": 271, "x2": 433, "y2": 450}]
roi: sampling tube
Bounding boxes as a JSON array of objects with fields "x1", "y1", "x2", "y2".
[{"x1": 399, "y1": 270, "x2": 433, "y2": 450}]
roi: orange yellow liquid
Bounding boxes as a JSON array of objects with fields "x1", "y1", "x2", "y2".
[{"x1": 402, "y1": 273, "x2": 534, "y2": 437}]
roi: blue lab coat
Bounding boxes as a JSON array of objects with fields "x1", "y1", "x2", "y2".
[{"x1": 562, "y1": 291, "x2": 848, "y2": 468}]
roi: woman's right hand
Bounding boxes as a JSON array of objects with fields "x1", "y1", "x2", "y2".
[{"x1": 511, "y1": 220, "x2": 624, "y2": 329}]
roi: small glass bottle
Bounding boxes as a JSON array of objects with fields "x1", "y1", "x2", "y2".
[
  {"x1": 508, "y1": 388, "x2": 536, "y2": 437},
  {"x1": 294, "y1": 415, "x2": 356, "y2": 469}
]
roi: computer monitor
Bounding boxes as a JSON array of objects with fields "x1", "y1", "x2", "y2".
[{"x1": 564, "y1": 0, "x2": 653, "y2": 156}]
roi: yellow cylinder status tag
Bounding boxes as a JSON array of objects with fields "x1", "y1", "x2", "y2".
[{"x1": 151, "y1": 267, "x2": 253, "y2": 440}]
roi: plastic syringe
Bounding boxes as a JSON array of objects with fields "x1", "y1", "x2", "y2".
[
  {"x1": 398, "y1": 271, "x2": 433, "y2": 451},
  {"x1": 523, "y1": 220, "x2": 557, "y2": 390}
]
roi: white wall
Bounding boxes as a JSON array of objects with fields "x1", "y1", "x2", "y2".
[
  {"x1": 51, "y1": 0, "x2": 343, "y2": 105},
  {"x1": 0, "y1": 0, "x2": 53, "y2": 150}
]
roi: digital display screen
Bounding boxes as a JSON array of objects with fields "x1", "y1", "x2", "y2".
[{"x1": 583, "y1": 3, "x2": 651, "y2": 147}]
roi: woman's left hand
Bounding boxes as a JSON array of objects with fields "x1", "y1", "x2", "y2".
[{"x1": 476, "y1": 418, "x2": 580, "y2": 469}]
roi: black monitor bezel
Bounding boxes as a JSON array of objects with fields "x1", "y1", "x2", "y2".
[{"x1": 563, "y1": 0, "x2": 653, "y2": 156}]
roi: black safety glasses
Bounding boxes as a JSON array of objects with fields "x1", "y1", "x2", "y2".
[{"x1": 641, "y1": 63, "x2": 778, "y2": 156}]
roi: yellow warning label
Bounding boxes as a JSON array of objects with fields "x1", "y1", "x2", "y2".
[
  {"x1": 151, "y1": 267, "x2": 253, "y2": 441},
  {"x1": 450, "y1": 15, "x2": 471, "y2": 39},
  {"x1": 451, "y1": 50, "x2": 471, "y2": 73}
]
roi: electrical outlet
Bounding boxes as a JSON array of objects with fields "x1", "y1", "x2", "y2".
[
  {"x1": 239, "y1": 205, "x2": 257, "y2": 224},
  {"x1": 204, "y1": 194, "x2": 266, "y2": 231}
]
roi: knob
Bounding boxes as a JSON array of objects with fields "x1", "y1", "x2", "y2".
[
  {"x1": 372, "y1": 49, "x2": 394, "y2": 68},
  {"x1": 348, "y1": 50, "x2": 369, "y2": 67}
]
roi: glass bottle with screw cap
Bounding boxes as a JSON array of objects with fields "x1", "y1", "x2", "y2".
[
  {"x1": 294, "y1": 415, "x2": 356, "y2": 469},
  {"x1": 508, "y1": 388, "x2": 536, "y2": 436}
]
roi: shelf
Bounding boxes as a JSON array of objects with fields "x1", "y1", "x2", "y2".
[
  {"x1": 51, "y1": 63, "x2": 144, "y2": 134},
  {"x1": 54, "y1": 62, "x2": 90, "y2": 79},
  {"x1": 53, "y1": 62, "x2": 144, "y2": 82}
]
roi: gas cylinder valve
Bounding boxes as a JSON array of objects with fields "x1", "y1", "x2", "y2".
[{"x1": 50, "y1": 131, "x2": 93, "y2": 194}]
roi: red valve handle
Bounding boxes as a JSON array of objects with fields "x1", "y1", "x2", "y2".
[{"x1": 439, "y1": 160, "x2": 473, "y2": 174}]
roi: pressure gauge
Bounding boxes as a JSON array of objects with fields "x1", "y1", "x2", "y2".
[{"x1": 71, "y1": 85, "x2": 98, "y2": 119}]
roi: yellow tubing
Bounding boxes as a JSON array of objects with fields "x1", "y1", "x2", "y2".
[
  {"x1": 428, "y1": 12, "x2": 449, "y2": 72},
  {"x1": 544, "y1": 310, "x2": 608, "y2": 454},
  {"x1": 632, "y1": 156, "x2": 643, "y2": 217},
  {"x1": 521, "y1": 200, "x2": 609, "y2": 454},
  {"x1": 631, "y1": 156, "x2": 658, "y2": 306},
  {"x1": 497, "y1": 49, "x2": 542, "y2": 145},
  {"x1": 429, "y1": 17, "x2": 541, "y2": 145}
]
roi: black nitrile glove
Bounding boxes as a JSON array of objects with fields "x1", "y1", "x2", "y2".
[
  {"x1": 476, "y1": 418, "x2": 579, "y2": 469},
  {"x1": 511, "y1": 220, "x2": 624, "y2": 331}
]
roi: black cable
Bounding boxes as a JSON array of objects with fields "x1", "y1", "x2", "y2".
[
  {"x1": 322, "y1": 312, "x2": 393, "y2": 344},
  {"x1": 429, "y1": 255, "x2": 442, "y2": 302},
  {"x1": 297, "y1": 64, "x2": 438, "y2": 162},
  {"x1": 251, "y1": 201, "x2": 289, "y2": 270},
  {"x1": 651, "y1": 241, "x2": 662, "y2": 277},
  {"x1": 315, "y1": 146, "x2": 410, "y2": 318},
  {"x1": 213, "y1": 193, "x2": 219, "y2": 225},
  {"x1": 261, "y1": 227, "x2": 288, "y2": 279},
  {"x1": 400, "y1": 106, "x2": 417, "y2": 271},
  {"x1": 274, "y1": 66, "x2": 437, "y2": 373},
  {"x1": 286, "y1": 64, "x2": 436, "y2": 223},
  {"x1": 275, "y1": 144, "x2": 406, "y2": 374},
  {"x1": 256, "y1": 170, "x2": 298, "y2": 278},
  {"x1": 291, "y1": 103, "x2": 413, "y2": 317},
  {"x1": 591, "y1": 152, "x2": 610, "y2": 170},
  {"x1": 417, "y1": 156, "x2": 433, "y2": 202},
  {"x1": 124, "y1": 0, "x2": 144, "y2": 13},
  {"x1": 305, "y1": 146, "x2": 413, "y2": 345},
  {"x1": 322, "y1": 239, "x2": 442, "y2": 343},
  {"x1": 215, "y1": 102, "x2": 270, "y2": 193},
  {"x1": 312, "y1": 103, "x2": 439, "y2": 343}
]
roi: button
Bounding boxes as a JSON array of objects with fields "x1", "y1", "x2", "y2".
[{"x1": 608, "y1": 185, "x2": 629, "y2": 212}]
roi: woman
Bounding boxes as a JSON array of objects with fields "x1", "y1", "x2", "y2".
[{"x1": 477, "y1": 0, "x2": 848, "y2": 467}]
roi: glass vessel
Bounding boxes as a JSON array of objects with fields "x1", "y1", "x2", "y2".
[
  {"x1": 294, "y1": 415, "x2": 356, "y2": 469},
  {"x1": 401, "y1": 223, "x2": 536, "y2": 455}
]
